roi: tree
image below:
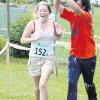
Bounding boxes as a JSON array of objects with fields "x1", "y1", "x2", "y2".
[
  {"x1": 0, "y1": 0, "x2": 6, "y2": 3},
  {"x1": 10, "y1": 12, "x2": 31, "y2": 58}
]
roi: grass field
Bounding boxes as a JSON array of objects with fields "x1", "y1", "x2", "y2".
[{"x1": 0, "y1": 7, "x2": 100, "y2": 100}]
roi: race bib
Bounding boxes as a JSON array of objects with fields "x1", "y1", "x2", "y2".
[{"x1": 33, "y1": 42, "x2": 53, "y2": 58}]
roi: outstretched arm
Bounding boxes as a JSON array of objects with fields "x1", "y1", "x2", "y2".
[{"x1": 65, "y1": 0, "x2": 83, "y2": 16}]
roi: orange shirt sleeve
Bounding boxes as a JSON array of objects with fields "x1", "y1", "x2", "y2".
[{"x1": 60, "y1": 8, "x2": 76, "y2": 22}]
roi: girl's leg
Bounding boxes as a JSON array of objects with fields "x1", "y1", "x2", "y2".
[
  {"x1": 39, "y1": 62, "x2": 53, "y2": 100},
  {"x1": 32, "y1": 76, "x2": 41, "y2": 100}
]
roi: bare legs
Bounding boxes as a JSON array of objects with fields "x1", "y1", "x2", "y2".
[
  {"x1": 33, "y1": 76, "x2": 40, "y2": 100},
  {"x1": 32, "y1": 65, "x2": 53, "y2": 100}
]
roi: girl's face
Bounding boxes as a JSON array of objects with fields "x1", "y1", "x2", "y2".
[{"x1": 37, "y1": 5, "x2": 50, "y2": 21}]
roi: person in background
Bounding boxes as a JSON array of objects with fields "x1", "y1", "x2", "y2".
[
  {"x1": 54, "y1": 0, "x2": 97, "y2": 100},
  {"x1": 20, "y1": 1, "x2": 63, "y2": 100}
]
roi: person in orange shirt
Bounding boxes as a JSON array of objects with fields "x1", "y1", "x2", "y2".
[{"x1": 54, "y1": 0, "x2": 97, "y2": 100}]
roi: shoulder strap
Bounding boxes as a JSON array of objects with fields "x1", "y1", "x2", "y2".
[
  {"x1": 31, "y1": 20, "x2": 35, "y2": 34},
  {"x1": 53, "y1": 21, "x2": 56, "y2": 36},
  {"x1": 53, "y1": 21, "x2": 61, "y2": 37}
]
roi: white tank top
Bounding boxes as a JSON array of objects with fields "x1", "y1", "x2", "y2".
[{"x1": 29, "y1": 21, "x2": 56, "y2": 58}]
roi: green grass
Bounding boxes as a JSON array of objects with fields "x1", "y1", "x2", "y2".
[
  {"x1": 0, "y1": 7, "x2": 100, "y2": 100},
  {"x1": 0, "y1": 47, "x2": 100, "y2": 100}
]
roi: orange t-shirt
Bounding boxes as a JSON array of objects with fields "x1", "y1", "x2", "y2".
[{"x1": 60, "y1": 8, "x2": 96, "y2": 59}]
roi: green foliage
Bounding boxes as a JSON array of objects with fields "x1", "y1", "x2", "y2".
[
  {"x1": 10, "y1": 12, "x2": 31, "y2": 58},
  {"x1": 0, "y1": 37, "x2": 6, "y2": 50},
  {"x1": 0, "y1": 48, "x2": 100, "y2": 99},
  {"x1": 0, "y1": 0, "x2": 6, "y2": 3},
  {"x1": 10, "y1": 0, "x2": 26, "y2": 4},
  {"x1": 37, "y1": 0, "x2": 44, "y2": 2}
]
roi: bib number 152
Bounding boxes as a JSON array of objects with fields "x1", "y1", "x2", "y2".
[{"x1": 34, "y1": 48, "x2": 48, "y2": 57}]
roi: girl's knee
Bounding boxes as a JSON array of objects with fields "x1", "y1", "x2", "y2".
[{"x1": 39, "y1": 82, "x2": 47, "y2": 91}]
